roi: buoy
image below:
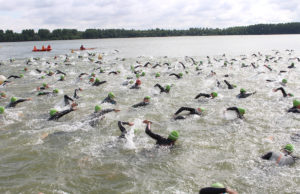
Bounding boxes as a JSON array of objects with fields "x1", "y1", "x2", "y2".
[{"x1": 0, "y1": 75, "x2": 7, "y2": 85}]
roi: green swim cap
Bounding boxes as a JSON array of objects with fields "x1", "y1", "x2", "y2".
[
  {"x1": 155, "y1": 73, "x2": 160, "y2": 77},
  {"x1": 95, "y1": 78, "x2": 100, "y2": 82},
  {"x1": 179, "y1": 72, "x2": 183, "y2": 77},
  {"x1": 233, "y1": 84, "x2": 237, "y2": 88},
  {"x1": 240, "y1": 88, "x2": 246, "y2": 93},
  {"x1": 238, "y1": 108, "x2": 245, "y2": 115},
  {"x1": 95, "y1": 105, "x2": 101, "y2": 112},
  {"x1": 0, "y1": 106, "x2": 4, "y2": 114},
  {"x1": 60, "y1": 75, "x2": 65, "y2": 80},
  {"x1": 41, "y1": 76, "x2": 45, "y2": 79},
  {"x1": 288, "y1": 93, "x2": 294, "y2": 97},
  {"x1": 211, "y1": 92, "x2": 218, "y2": 98},
  {"x1": 53, "y1": 89, "x2": 59, "y2": 94},
  {"x1": 293, "y1": 100, "x2": 300, "y2": 107},
  {"x1": 108, "y1": 92, "x2": 115, "y2": 99},
  {"x1": 144, "y1": 96, "x2": 151, "y2": 100},
  {"x1": 100, "y1": 69, "x2": 104, "y2": 73},
  {"x1": 0, "y1": 92, "x2": 6, "y2": 97},
  {"x1": 200, "y1": 61, "x2": 203, "y2": 65},
  {"x1": 284, "y1": 144, "x2": 294, "y2": 153},
  {"x1": 136, "y1": 73, "x2": 140, "y2": 78},
  {"x1": 10, "y1": 97, "x2": 17, "y2": 103},
  {"x1": 168, "y1": 130, "x2": 179, "y2": 141},
  {"x1": 19, "y1": 74, "x2": 24, "y2": 78},
  {"x1": 141, "y1": 72, "x2": 146, "y2": 76},
  {"x1": 42, "y1": 83, "x2": 47, "y2": 87},
  {"x1": 211, "y1": 182, "x2": 224, "y2": 188},
  {"x1": 117, "y1": 70, "x2": 120, "y2": 73},
  {"x1": 166, "y1": 85, "x2": 171, "y2": 91},
  {"x1": 50, "y1": 109, "x2": 57, "y2": 116},
  {"x1": 91, "y1": 73, "x2": 95, "y2": 77},
  {"x1": 129, "y1": 80, "x2": 134, "y2": 84},
  {"x1": 282, "y1": 79, "x2": 287, "y2": 84}
]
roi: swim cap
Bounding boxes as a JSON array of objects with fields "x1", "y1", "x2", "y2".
[
  {"x1": 41, "y1": 76, "x2": 45, "y2": 79},
  {"x1": 10, "y1": 97, "x2": 17, "y2": 103},
  {"x1": 136, "y1": 73, "x2": 140, "y2": 78},
  {"x1": 196, "y1": 66, "x2": 200, "y2": 70},
  {"x1": 238, "y1": 108, "x2": 245, "y2": 115},
  {"x1": 284, "y1": 144, "x2": 294, "y2": 153},
  {"x1": 108, "y1": 92, "x2": 115, "y2": 99},
  {"x1": 42, "y1": 83, "x2": 47, "y2": 87},
  {"x1": 60, "y1": 75, "x2": 65, "y2": 80},
  {"x1": 211, "y1": 183, "x2": 224, "y2": 188},
  {"x1": 168, "y1": 130, "x2": 179, "y2": 141},
  {"x1": 233, "y1": 84, "x2": 237, "y2": 88},
  {"x1": 91, "y1": 73, "x2": 95, "y2": 77},
  {"x1": 0, "y1": 106, "x2": 4, "y2": 114},
  {"x1": 179, "y1": 72, "x2": 183, "y2": 77},
  {"x1": 200, "y1": 61, "x2": 203, "y2": 65},
  {"x1": 197, "y1": 107, "x2": 205, "y2": 112},
  {"x1": 282, "y1": 79, "x2": 287, "y2": 84},
  {"x1": 50, "y1": 109, "x2": 57, "y2": 116},
  {"x1": 24, "y1": 67, "x2": 28, "y2": 71},
  {"x1": 100, "y1": 69, "x2": 104, "y2": 73},
  {"x1": 144, "y1": 96, "x2": 151, "y2": 100},
  {"x1": 53, "y1": 89, "x2": 59, "y2": 94},
  {"x1": 129, "y1": 80, "x2": 134, "y2": 84},
  {"x1": 95, "y1": 105, "x2": 101, "y2": 112},
  {"x1": 95, "y1": 78, "x2": 100, "y2": 82},
  {"x1": 240, "y1": 88, "x2": 246, "y2": 93},
  {"x1": 141, "y1": 72, "x2": 146, "y2": 76},
  {"x1": 166, "y1": 85, "x2": 171, "y2": 91},
  {"x1": 155, "y1": 73, "x2": 160, "y2": 77},
  {"x1": 19, "y1": 74, "x2": 24, "y2": 78},
  {"x1": 293, "y1": 100, "x2": 300, "y2": 107},
  {"x1": 136, "y1": 79, "x2": 142, "y2": 85},
  {"x1": 0, "y1": 92, "x2": 6, "y2": 97},
  {"x1": 117, "y1": 70, "x2": 120, "y2": 73},
  {"x1": 211, "y1": 92, "x2": 218, "y2": 98}
]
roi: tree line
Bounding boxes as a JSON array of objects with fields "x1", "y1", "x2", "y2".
[{"x1": 1, "y1": 22, "x2": 300, "y2": 42}]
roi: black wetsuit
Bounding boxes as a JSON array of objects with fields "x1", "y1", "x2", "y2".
[
  {"x1": 108, "y1": 71, "x2": 119, "y2": 75},
  {"x1": 132, "y1": 101, "x2": 149, "y2": 108},
  {"x1": 224, "y1": 80, "x2": 234, "y2": 89},
  {"x1": 226, "y1": 107, "x2": 243, "y2": 119},
  {"x1": 236, "y1": 91, "x2": 255, "y2": 98},
  {"x1": 56, "y1": 70, "x2": 66, "y2": 75},
  {"x1": 154, "y1": 84, "x2": 169, "y2": 93},
  {"x1": 130, "y1": 83, "x2": 140, "y2": 89},
  {"x1": 118, "y1": 121, "x2": 131, "y2": 138},
  {"x1": 37, "y1": 91, "x2": 52, "y2": 96},
  {"x1": 78, "y1": 73, "x2": 88, "y2": 78},
  {"x1": 6, "y1": 99, "x2": 29, "y2": 108},
  {"x1": 274, "y1": 87, "x2": 288, "y2": 97},
  {"x1": 199, "y1": 187, "x2": 227, "y2": 194},
  {"x1": 102, "y1": 97, "x2": 116, "y2": 104},
  {"x1": 7, "y1": 75, "x2": 21, "y2": 79},
  {"x1": 92, "y1": 80, "x2": 106, "y2": 86},
  {"x1": 64, "y1": 95, "x2": 74, "y2": 106},
  {"x1": 152, "y1": 64, "x2": 161, "y2": 68},
  {"x1": 174, "y1": 107, "x2": 201, "y2": 120},
  {"x1": 48, "y1": 108, "x2": 75, "y2": 121},
  {"x1": 73, "y1": 88, "x2": 81, "y2": 99},
  {"x1": 145, "y1": 125, "x2": 175, "y2": 146},
  {"x1": 195, "y1": 93, "x2": 211, "y2": 99},
  {"x1": 288, "y1": 107, "x2": 300, "y2": 113},
  {"x1": 169, "y1": 73, "x2": 182, "y2": 79}
]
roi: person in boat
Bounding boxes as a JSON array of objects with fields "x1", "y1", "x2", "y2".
[
  {"x1": 236, "y1": 88, "x2": 256, "y2": 98},
  {"x1": 199, "y1": 183, "x2": 238, "y2": 194},
  {"x1": 6, "y1": 97, "x2": 31, "y2": 108},
  {"x1": 132, "y1": 96, "x2": 150, "y2": 108},
  {"x1": 130, "y1": 79, "x2": 141, "y2": 89},
  {"x1": 80, "y1": 45, "x2": 85, "y2": 50},
  {"x1": 118, "y1": 121, "x2": 134, "y2": 139},
  {"x1": 226, "y1": 107, "x2": 245, "y2": 119},
  {"x1": 42, "y1": 45, "x2": 46, "y2": 51},
  {"x1": 47, "y1": 45, "x2": 51, "y2": 50},
  {"x1": 102, "y1": 92, "x2": 117, "y2": 104},
  {"x1": 173, "y1": 107, "x2": 204, "y2": 120},
  {"x1": 288, "y1": 100, "x2": 300, "y2": 113},
  {"x1": 143, "y1": 120, "x2": 179, "y2": 147},
  {"x1": 88, "y1": 105, "x2": 120, "y2": 126},
  {"x1": 195, "y1": 92, "x2": 218, "y2": 99},
  {"x1": 48, "y1": 103, "x2": 77, "y2": 121},
  {"x1": 154, "y1": 84, "x2": 171, "y2": 93},
  {"x1": 261, "y1": 144, "x2": 297, "y2": 166},
  {"x1": 273, "y1": 87, "x2": 293, "y2": 97}
]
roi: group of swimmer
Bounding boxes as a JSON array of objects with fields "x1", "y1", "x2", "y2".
[{"x1": 0, "y1": 48, "x2": 299, "y2": 193}]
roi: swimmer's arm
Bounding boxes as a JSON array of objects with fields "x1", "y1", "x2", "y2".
[
  {"x1": 261, "y1": 152, "x2": 272, "y2": 160},
  {"x1": 174, "y1": 107, "x2": 195, "y2": 115}
]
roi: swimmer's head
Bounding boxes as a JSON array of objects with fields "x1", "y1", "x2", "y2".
[
  {"x1": 94, "y1": 105, "x2": 101, "y2": 112},
  {"x1": 293, "y1": 100, "x2": 300, "y2": 107},
  {"x1": 284, "y1": 144, "x2": 294, "y2": 154},
  {"x1": 211, "y1": 92, "x2": 218, "y2": 98},
  {"x1": 240, "y1": 88, "x2": 246, "y2": 93},
  {"x1": 0, "y1": 106, "x2": 4, "y2": 114},
  {"x1": 108, "y1": 92, "x2": 115, "y2": 99},
  {"x1": 238, "y1": 108, "x2": 245, "y2": 115},
  {"x1": 10, "y1": 97, "x2": 17, "y2": 103},
  {"x1": 168, "y1": 130, "x2": 179, "y2": 141},
  {"x1": 50, "y1": 109, "x2": 57, "y2": 116},
  {"x1": 136, "y1": 79, "x2": 141, "y2": 85}
]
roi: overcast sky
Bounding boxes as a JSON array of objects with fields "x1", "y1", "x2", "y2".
[{"x1": 0, "y1": 0, "x2": 299, "y2": 32}]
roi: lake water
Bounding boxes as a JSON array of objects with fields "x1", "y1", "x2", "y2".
[{"x1": 0, "y1": 35, "x2": 300, "y2": 193}]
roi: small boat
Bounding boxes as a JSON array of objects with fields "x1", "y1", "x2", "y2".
[{"x1": 32, "y1": 45, "x2": 52, "y2": 52}]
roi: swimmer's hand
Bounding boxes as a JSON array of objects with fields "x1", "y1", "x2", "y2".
[
  {"x1": 114, "y1": 109, "x2": 120, "y2": 112},
  {"x1": 143, "y1": 120, "x2": 152, "y2": 124},
  {"x1": 128, "y1": 122, "x2": 134, "y2": 126}
]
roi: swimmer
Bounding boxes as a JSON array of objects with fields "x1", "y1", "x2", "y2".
[
  {"x1": 48, "y1": 103, "x2": 77, "y2": 121},
  {"x1": 236, "y1": 88, "x2": 256, "y2": 98},
  {"x1": 6, "y1": 97, "x2": 31, "y2": 108},
  {"x1": 102, "y1": 92, "x2": 117, "y2": 104},
  {"x1": 154, "y1": 84, "x2": 171, "y2": 93},
  {"x1": 118, "y1": 121, "x2": 134, "y2": 138},
  {"x1": 261, "y1": 144, "x2": 297, "y2": 166},
  {"x1": 199, "y1": 183, "x2": 238, "y2": 194},
  {"x1": 89, "y1": 105, "x2": 120, "y2": 126},
  {"x1": 288, "y1": 100, "x2": 300, "y2": 113},
  {"x1": 226, "y1": 107, "x2": 245, "y2": 119},
  {"x1": 169, "y1": 73, "x2": 183, "y2": 79},
  {"x1": 132, "y1": 96, "x2": 150, "y2": 108},
  {"x1": 130, "y1": 79, "x2": 141, "y2": 89},
  {"x1": 173, "y1": 107, "x2": 204, "y2": 120},
  {"x1": 37, "y1": 89, "x2": 59, "y2": 96},
  {"x1": 143, "y1": 120, "x2": 179, "y2": 146},
  {"x1": 64, "y1": 95, "x2": 75, "y2": 106},
  {"x1": 224, "y1": 80, "x2": 236, "y2": 89},
  {"x1": 195, "y1": 92, "x2": 218, "y2": 99},
  {"x1": 273, "y1": 87, "x2": 293, "y2": 97},
  {"x1": 73, "y1": 88, "x2": 82, "y2": 99},
  {"x1": 92, "y1": 78, "x2": 106, "y2": 86}
]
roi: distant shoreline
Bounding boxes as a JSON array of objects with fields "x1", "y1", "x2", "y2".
[{"x1": 1, "y1": 22, "x2": 300, "y2": 43}]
